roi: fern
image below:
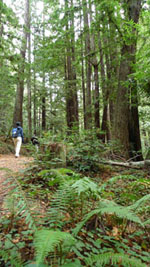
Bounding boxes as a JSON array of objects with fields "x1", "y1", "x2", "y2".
[
  {"x1": 46, "y1": 181, "x2": 76, "y2": 228},
  {"x1": 53, "y1": 168, "x2": 81, "y2": 179},
  {"x1": 127, "y1": 194, "x2": 150, "y2": 212},
  {"x1": 0, "y1": 250, "x2": 9, "y2": 264},
  {"x1": 73, "y1": 199, "x2": 143, "y2": 236},
  {"x1": 4, "y1": 176, "x2": 37, "y2": 230},
  {"x1": 0, "y1": 249, "x2": 23, "y2": 267},
  {"x1": 143, "y1": 219, "x2": 150, "y2": 226},
  {"x1": 99, "y1": 175, "x2": 137, "y2": 192},
  {"x1": 34, "y1": 229, "x2": 75, "y2": 266},
  {"x1": 47, "y1": 177, "x2": 100, "y2": 228},
  {"x1": 85, "y1": 252, "x2": 146, "y2": 267},
  {"x1": 71, "y1": 177, "x2": 100, "y2": 198},
  {"x1": 38, "y1": 168, "x2": 81, "y2": 187}
]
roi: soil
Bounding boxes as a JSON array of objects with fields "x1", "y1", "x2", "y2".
[{"x1": 0, "y1": 154, "x2": 33, "y2": 210}]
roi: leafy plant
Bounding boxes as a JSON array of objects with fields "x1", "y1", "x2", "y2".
[
  {"x1": 34, "y1": 229, "x2": 75, "y2": 266},
  {"x1": 46, "y1": 184, "x2": 74, "y2": 228},
  {"x1": 128, "y1": 194, "x2": 150, "y2": 212},
  {"x1": 4, "y1": 177, "x2": 37, "y2": 230},
  {"x1": 71, "y1": 177, "x2": 100, "y2": 198},
  {"x1": 99, "y1": 174, "x2": 137, "y2": 192},
  {"x1": 67, "y1": 131, "x2": 106, "y2": 172},
  {"x1": 73, "y1": 199, "x2": 143, "y2": 236},
  {"x1": 85, "y1": 252, "x2": 146, "y2": 267},
  {"x1": 38, "y1": 168, "x2": 81, "y2": 187}
]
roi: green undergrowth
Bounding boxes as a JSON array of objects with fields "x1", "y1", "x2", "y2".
[
  {"x1": 0, "y1": 138, "x2": 14, "y2": 154},
  {"x1": 0, "y1": 136, "x2": 150, "y2": 266},
  {"x1": 0, "y1": 138, "x2": 34, "y2": 156}
]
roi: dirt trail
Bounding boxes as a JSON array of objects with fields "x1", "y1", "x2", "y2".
[{"x1": 0, "y1": 154, "x2": 33, "y2": 210}]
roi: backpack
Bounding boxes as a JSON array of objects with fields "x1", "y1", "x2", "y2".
[{"x1": 12, "y1": 127, "x2": 18, "y2": 138}]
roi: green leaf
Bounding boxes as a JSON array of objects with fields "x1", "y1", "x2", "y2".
[
  {"x1": 73, "y1": 200, "x2": 143, "y2": 236},
  {"x1": 34, "y1": 229, "x2": 75, "y2": 266},
  {"x1": 85, "y1": 252, "x2": 146, "y2": 267}
]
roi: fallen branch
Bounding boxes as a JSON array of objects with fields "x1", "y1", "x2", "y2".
[{"x1": 98, "y1": 160, "x2": 150, "y2": 169}]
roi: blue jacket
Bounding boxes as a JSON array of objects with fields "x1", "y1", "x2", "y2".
[{"x1": 17, "y1": 126, "x2": 24, "y2": 142}]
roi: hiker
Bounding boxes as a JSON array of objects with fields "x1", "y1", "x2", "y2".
[
  {"x1": 31, "y1": 135, "x2": 39, "y2": 152},
  {"x1": 12, "y1": 122, "x2": 24, "y2": 158}
]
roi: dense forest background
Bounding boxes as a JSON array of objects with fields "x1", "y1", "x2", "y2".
[
  {"x1": 0, "y1": 1, "x2": 150, "y2": 266},
  {"x1": 1, "y1": 0, "x2": 150, "y2": 159}
]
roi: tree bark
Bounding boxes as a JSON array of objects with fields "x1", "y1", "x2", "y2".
[
  {"x1": 70, "y1": 0, "x2": 79, "y2": 129},
  {"x1": 98, "y1": 31, "x2": 110, "y2": 142},
  {"x1": 113, "y1": 44, "x2": 131, "y2": 158},
  {"x1": 65, "y1": 0, "x2": 79, "y2": 132},
  {"x1": 128, "y1": 1, "x2": 143, "y2": 160},
  {"x1": 113, "y1": 0, "x2": 142, "y2": 159},
  {"x1": 13, "y1": 0, "x2": 29, "y2": 126},
  {"x1": 82, "y1": 0, "x2": 92, "y2": 129},
  {"x1": 42, "y1": 6, "x2": 46, "y2": 131},
  {"x1": 27, "y1": 0, "x2": 32, "y2": 137},
  {"x1": 81, "y1": 35, "x2": 87, "y2": 129}
]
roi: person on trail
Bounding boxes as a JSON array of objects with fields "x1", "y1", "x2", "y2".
[{"x1": 12, "y1": 122, "x2": 24, "y2": 158}]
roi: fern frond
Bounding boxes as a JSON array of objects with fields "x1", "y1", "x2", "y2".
[
  {"x1": 10, "y1": 252, "x2": 23, "y2": 267},
  {"x1": 71, "y1": 177, "x2": 100, "y2": 198},
  {"x1": 34, "y1": 229, "x2": 75, "y2": 266},
  {"x1": 0, "y1": 249, "x2": 23, "y2": 267},
  {"x1": 49, "y1": 168, "x2": 80, "y2": 180},
  {"x1": 143, "y1": 219, "x2": 150, "y2": 226},
  {"x1": 46, "y1": 182, "x2": 75, "y2": 228},
  {"x1": 99, "y1": 175, "x2": 136, "y2": 192},
  {"x1": 54, "y1": 168, "x2": 81, "y2": 180},
  {"x1": 73, "y1": 200, "x2": 143, "y2": 236},
  {"x1": 0, "y1": 249, "x2": 9, "y2": 263},
  {"x1": 85, "y1": 252, "x2": 146, "y2": 267},
  {"x1": 38, "y1": 168, "x2": 81, "y2": 187},
  {"x1": 4, "y1": 176, "x2": 37, "y2": 230},
  {"x1": 127, "y1": 194, "x2": 150, "y2": 211}
]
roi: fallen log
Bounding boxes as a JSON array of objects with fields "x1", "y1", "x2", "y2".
[{"x1": 98, "y1": 160, "x2": 150, "y2": 169}]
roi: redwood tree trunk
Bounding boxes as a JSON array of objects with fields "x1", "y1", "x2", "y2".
[
  {"x1": 113, "y1": 0, "x2": 142, "y2": 159},
  {"x1": 13, "y1": 0, "x2": 29, "y2": 126},
  {"x1": 128, "y1": 1, "x2": 143, "y2": 160},
  {"x1": 82, "y1": 0, "x2": 92, "y2": 129},
  {"x1": 65, "y1": 0, "x2": 79, "y2": 132},
  {"x1": 89, "y1": 0, "x2": 100, "y2": 129},
  {"x1": 27, "y1": 0, "x2": 32, "y2": 137},
  {"x1": 93, "y1": 64, "x2": 100, "y2": 129},
  {"x1": 42, "y1": 6, "x2": 46, "y2": 131},
  {"x1": 113, "y1": 44, "x2": 131, "y2": 158}
]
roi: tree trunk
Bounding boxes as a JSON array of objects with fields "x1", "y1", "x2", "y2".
[
  {"x1": 33, "y1": 68, "x2": 37, "y2": 134},
  {"x1": 89, "y1": 0, "x2": 100, "y2": 130},
  {"x1": 33, "y1": 26, "x2": 37, "y2": 134},
  {"x1": 65, "y1": 0, "x2": 79, "y2": 132},
  {"x1": 113, "y1": 44, "x2": 131, "y2": 158},
  {"x1": 82, "y1": 0, "x2": 92, "y2": 129},
  {"x1": 42, "y1": 6, "x2": 46, "y2": 131},
  {"x1": 27, "y1": 0, "x2": 32, "y2": 137},
  {"x1": 93, "y1": 64, "x2": 100, "y2": 129},
  {"x1": 81, "y1": 36, "x2": 86, "y2": 129},
  {"x1": 98, "y1": 31, "x2": 110, "y2": 142},
  {"x1": 42, "y1": 75, "x2": 46, "y2": 131},
  {"x1": 79, "y1": 2, "x2": 87, "y2": 129},
  {"x1": 70, "y1": 0, "x2": 79, "y2": 129},
  {"x1": 113, "y1": 0, "x2": 142, "y2": 159},
  {"x1": 128, "y1": 0, "x2": 143, "y2": 160},
  {"x1": 13, "y1": 0, "x2": 29, "y2": 126}
]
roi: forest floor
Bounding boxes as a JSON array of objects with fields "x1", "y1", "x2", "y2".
[
  {"x1": 0, "y1": 154, "x2": 33, "y2": 211},
  {"x1": 0, "y1": 152, "x2": 150, "y2": 266}
]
